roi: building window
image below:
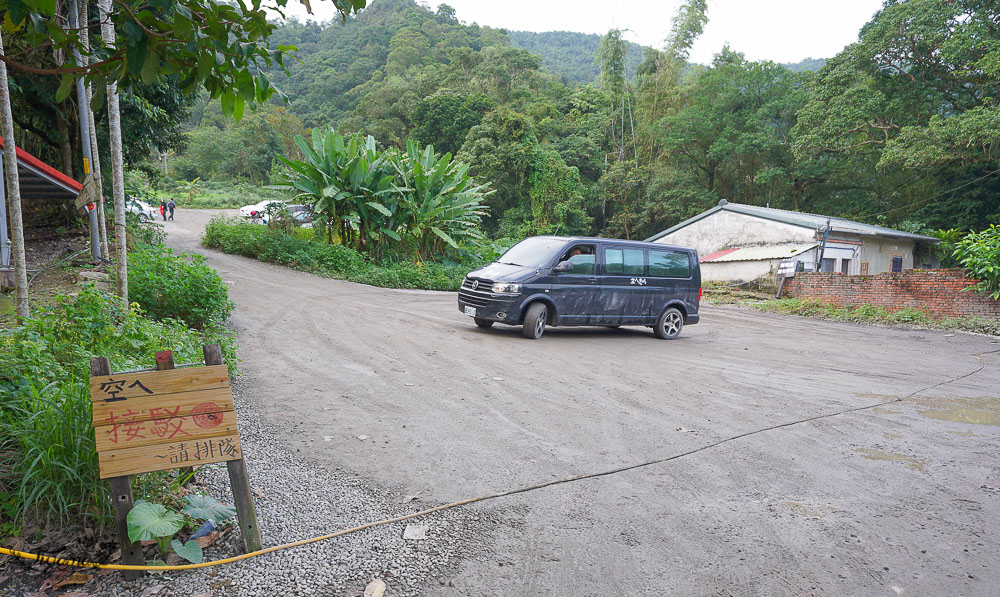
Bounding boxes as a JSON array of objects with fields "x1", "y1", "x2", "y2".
[
  {"x1": 891, "y1": 255, "x2": 903, "y2": 273},
  {"x1": 841, "y1": 259, "x2": 850, "y2": 274},
  {"x1": 821, "y1": 258, "x2": 835, "y2": 272},
  {"x1": 860, "y1": 262, "x2": 869, "y2": 276}
]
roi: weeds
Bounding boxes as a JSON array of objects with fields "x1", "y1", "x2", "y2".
[
  {"x1": 127, "y1": 244, "x2": 235, "y2": 329},
  {"x1": 704, "y1": 287, "x2": 998, "y2": 335}
]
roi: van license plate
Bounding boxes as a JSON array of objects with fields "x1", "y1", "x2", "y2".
[{"x1": 464, "y1": 306, "x2": 476, "y2": 317}]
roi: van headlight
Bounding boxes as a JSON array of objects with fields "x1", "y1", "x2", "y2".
[{"x1": 492, "y1": 282, "x2": 521, "y2": 294}]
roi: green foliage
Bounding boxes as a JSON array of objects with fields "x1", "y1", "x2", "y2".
[
  {"x1": 275, "y1": 129, "x2": 490, "y2": 259},
  {"x1": 0, "y1": 287, "x2": 236, "y2": 527},
  {"x1": 508, "y1": 30, "x2": 644, "y2": 84},
  {"x1": 127, "y1": 500, "x2": 184, "y2": 543},
  {"x1": 126, "y1": 496, "x2": 234, "y2": 564},
  {"x1": 953, "y1": 225, "x2": 1000, "y2": 299},
  {"x1": 2, "y1": 0, "x2": 366, "y2": 120},
  {"x1": 203, "y1": 217, "x2": 476, "y2": 291},
  {"x1": 1, "y1": 378, "x2": 105, "y2": 527},
  {"x1": 412, "y1": 91, "x2": 494, "y2": 155},
  {"x1": 182, "y1": 494, "x2": 236, "y2": 522},
  {"x1": 174, "y1": 110, "x2": 290, "y2": 183},
  {"x1": 127, "y1": 243, "x2": 235, "y2": 329},
  {"x1": 157, "y1": 180, "x2": 292, "y2": 209}
]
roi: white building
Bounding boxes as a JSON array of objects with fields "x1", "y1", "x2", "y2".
[{"x1": 646, "y1": 200, "x2": 940, "y2": 283}]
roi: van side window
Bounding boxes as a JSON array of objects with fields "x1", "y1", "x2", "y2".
[
  {"x1": 604, "y1": 248, "x2": 645, "y2": 275},
  {"x1": 623, "y1": 249, "x2": 644, "y2": 275},
  {"x1": 605, "y1": 248, "x2": 623, "y2": 274},
  {"x1": 649, "y1": 249, "x2": 690, "y2": 278}
]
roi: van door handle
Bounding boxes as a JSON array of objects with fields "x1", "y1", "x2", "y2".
[{"x1": 588, "y1": 277, "x2": 598, "y2": 283}]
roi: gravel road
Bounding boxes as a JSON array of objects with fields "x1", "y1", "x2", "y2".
[{"x1": 161, "y1": 209, "x2": 999, "y2": 596}]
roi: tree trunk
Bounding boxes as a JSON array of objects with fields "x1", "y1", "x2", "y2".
[
  {"x1": 56, "y1": 110, "x2": 74, "y2": 176},
  {"x1": 0, "y1": 30, "x2": 30, "y2": 319},
  {"x1": 80, "y1": 0, "x2": 109, "y2": 259},
  {"x1": 99, "y1": 0, "x2": 127, "y2": 300}
]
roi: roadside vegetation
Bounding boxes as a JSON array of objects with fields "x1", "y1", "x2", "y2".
[
  {"x1": 203, "y1": 217, "x2": 504, "y2": 291},
  {"x1": 154, "y1": 179, "x2": 294, "y2": 210},
  {"x1": 704, "y1": 286, "x2": 1000, "y2": 336},
  {"x1": 0, "y1": 222, "x2": 236, "y2": 540}
]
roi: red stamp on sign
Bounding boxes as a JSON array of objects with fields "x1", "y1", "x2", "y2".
[{"x1": 192, "y1": 402, "x2": 224, "y2": 428}]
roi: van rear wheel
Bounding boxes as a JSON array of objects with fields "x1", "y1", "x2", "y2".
[
  {"x1": 654, "y1": 307, "x2": 684, "y2": 340},
  {"x1": 474, "y1": 317, "x2": 494, "y2": 329},
  {"x1": 522, "y1": 303, "x2": 547, "y2": 339}
]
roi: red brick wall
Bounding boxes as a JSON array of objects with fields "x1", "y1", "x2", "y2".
[{"x1": 783, "y1": 269, "x2": 1000, "y2": 320}]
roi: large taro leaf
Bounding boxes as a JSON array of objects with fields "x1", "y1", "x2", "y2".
[
  {"x1": 183, "y1": 494, "x2": 236, "y2": 523},
  {"x1": 127, "y1": 500, "x2": 184, "y2": 543},
  {"x1": 170, "y1": 539, "x2": 204, "y2": 564}
]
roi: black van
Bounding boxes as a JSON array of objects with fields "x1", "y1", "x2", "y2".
[{"x1": 458, "y1": 236, "x2": 701, "y2": 339}]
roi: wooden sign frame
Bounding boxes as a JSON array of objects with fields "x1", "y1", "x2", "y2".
[{"x1": 90, "y1": 345, "x2": 261, "y2": 579}]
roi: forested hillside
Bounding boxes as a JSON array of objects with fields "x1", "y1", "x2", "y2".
[
  {"x1": 508, "y1": 30, "x2": 645, "y2": 84},
  {"x1": 169, "y1": 0, "x2": 998, "y2": 239}
]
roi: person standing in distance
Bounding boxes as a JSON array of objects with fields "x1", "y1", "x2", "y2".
[
  {"x1": 159, "y1": 200, "x2": 167, "y2": 221},
  {"x1": 167, "y1": 198, "x2": 176, "y2": 221}
]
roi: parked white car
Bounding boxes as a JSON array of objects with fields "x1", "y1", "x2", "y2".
[
  {"x1": 127, "y1": 198, "x2": 158, "y2": 222},
  {"x1": 240, "y1": 200, "x2": 284, "y2": 219}
]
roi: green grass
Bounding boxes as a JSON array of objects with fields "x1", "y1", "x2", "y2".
[
  {"x1": 202, "y1": 217, "x2": 479, "y2": 291},
  {"x1": 155, "y1": 180, "x2": 293, "y2": 209},
  {"x1": 703, "y1": 286, "x2": 1000, "y2": 335}
]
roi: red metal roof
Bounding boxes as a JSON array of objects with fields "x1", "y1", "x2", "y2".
[
  {"x1": 0, "y1": 137, "x2": 82, "y2": 198},
  {"x1": 699, "y1": 247, "x2": 740, "y2": 262}
]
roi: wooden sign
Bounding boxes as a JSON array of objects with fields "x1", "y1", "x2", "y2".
[
  {"x1": 90, "y1": 346, "x2": 261, "y2": 579},
  {"x1": 90, "y1": 365, "x2": 240, "y2": 479}
]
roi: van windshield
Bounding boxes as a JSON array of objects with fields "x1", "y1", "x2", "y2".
[{"x1": 497, "y1": 237, "x2": 568, "y2": 268}]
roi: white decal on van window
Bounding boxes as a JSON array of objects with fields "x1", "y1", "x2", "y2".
[{"x1": 630, "y1": 278, "x2": 647, "y2": 286}]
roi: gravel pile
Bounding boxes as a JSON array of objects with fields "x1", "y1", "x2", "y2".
[{"x1": 90, "y1": 374, "x2": 512, "y2": 597}]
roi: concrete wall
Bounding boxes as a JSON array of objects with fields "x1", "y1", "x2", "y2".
[
  {"x1": 653, "y1": 210, "x2": 814, "y2": 256},
  {"x1": 857, "y1": 239, "x2": 916, "y2": 274},
  {"x1": 701, "y1": 259, "x2": 778, "y2": 282},
  {"x1": 784, "y1": 270, "x2": 1000, "y2": 320}
]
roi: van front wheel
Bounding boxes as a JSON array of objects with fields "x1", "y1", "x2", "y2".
[
  {"x1": 522, "y1": 303, "x2": 547, "y2": 339},
  {"x1": 654, "y1": 307, "x2": 683, "y2": 340}
]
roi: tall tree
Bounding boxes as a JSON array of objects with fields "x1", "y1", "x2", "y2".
[
  {"x1": 0, "y1": 29, "x2": 28, "y2": 318},
  {"x1": 97, "y1": 0, "x2": 128, "y2": 299}
]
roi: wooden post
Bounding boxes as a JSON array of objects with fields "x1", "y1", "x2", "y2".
[
  {"x1": 203, "y1": 344, "x2": 262, "y2": 553},
  {"x1": 156, "y1": 350, "x2": 195, "y2": 483},
  {"x1": 90, "y1": 357, "x2": 144, "y2": 581}
]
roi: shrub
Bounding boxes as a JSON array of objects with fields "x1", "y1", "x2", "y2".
[
  {"x1": 203, "y1": 217, "x2": 471, "y2": 291},
  {"x1": 128, "y1": 244, "x2": 235, "y2": 329},
  {"x1": 954, "y1": 225, "x2": 1000, "y2": 299}
]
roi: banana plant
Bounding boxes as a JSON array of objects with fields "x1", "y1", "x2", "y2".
[
  {"x1": 275, "y1": 130, "x2": 492, "y2": 260},
  {"x1": 393, "y1": 140, "x2": 492, "y2": 261}
]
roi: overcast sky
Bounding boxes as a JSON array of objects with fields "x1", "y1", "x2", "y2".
[{"x1": 274, "y1": 0, "x2": 885, "y2": 65}]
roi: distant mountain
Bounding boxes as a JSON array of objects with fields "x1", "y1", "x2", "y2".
[
  {"x1": 782, "y1": 57, "x2": 827, "y2": 72},
  {"x1": 508, "y1": 30, "x2": 647, "y2": 85}
]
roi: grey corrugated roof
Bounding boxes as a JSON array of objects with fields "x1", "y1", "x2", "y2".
[{"x1": 646, "y1": 200, "x2": 940, "y2": 244}]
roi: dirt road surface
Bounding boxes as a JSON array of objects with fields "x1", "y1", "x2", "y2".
[{"x1": 167, "y1": 210, "x2": 999, "y2": 596}]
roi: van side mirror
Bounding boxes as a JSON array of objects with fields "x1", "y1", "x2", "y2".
[{"x1": 554, "y1": 261, "x2": 574, "y2": 273}]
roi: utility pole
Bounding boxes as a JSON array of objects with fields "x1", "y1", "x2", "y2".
[
  {"x1": 69, "y1": 0, "x2": 101, "y2": 263},
  {"x1": 98, "y1": 0, "x2": 128, "y2": 301},
  {"x1": 78, "y1": 0, "x2": 110, "y2": 260}
]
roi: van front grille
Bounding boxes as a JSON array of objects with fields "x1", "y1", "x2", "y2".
[{"x1": 458, "y1": 289, "x2": 490, "y2": 307}]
